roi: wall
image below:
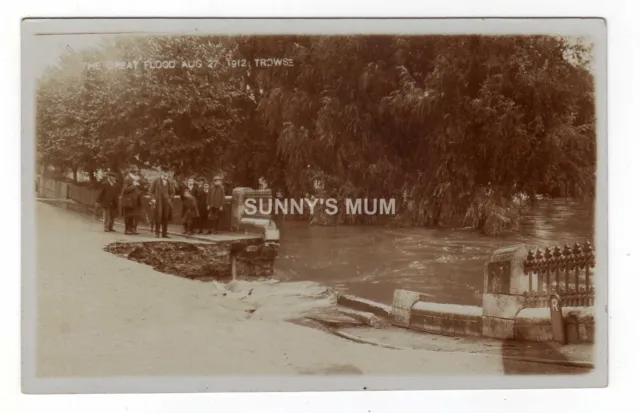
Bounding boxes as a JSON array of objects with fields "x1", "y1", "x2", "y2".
[
  {"x1": 390, "y1": 287, "x2": 595, "y2": 343},
  {"x1": 514, "y1": 306, "x2": 595, "y2": 343},
  {"x1": 390, "y1": 289, "x2": 484, "y2": 337},
  {"x1": 409, "y1": 301, "x2": 484, "y2": 337},
  {"x1": 389, "y1": 243, "x2": 596, "y2": 344}
]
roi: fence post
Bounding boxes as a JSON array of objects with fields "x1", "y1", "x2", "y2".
[
  {"x1": 230, "y1": 253, "x2": 237, "y2": 281},
  {"x1": 563, "y1": 245, "x2": 571, "y2": 304},
  {"x1": 549, "y1": 294, "x2": 566, "y2": 344}
]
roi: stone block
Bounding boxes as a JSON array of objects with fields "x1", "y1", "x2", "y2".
[
  {"x1": 565, "y1": 320, "x2": 580, "y2": 343},
  {"x1": 336, "y1": 308, "x2": 385, "y2": 328},
  {"x1": 482, "y1": 316, "x2": 515, "y2": 339},
  {"x1": 514, "y1": 322, "x2": 553, "y2": 342},
  {"x1": 338, "y1": 294, "x2": 392, "y2": 320},
  {"x1": 390, "y1": 289, "x2": 421, "y2": 327},
  {"x1": 409, "y1": 302, "x2": 483, "y2": 337},
  {"x1": 412, "y1": 301, "x2": 483, "y2": 317},
  {"x1": 484, "y1": 244, "x2": 534, "y2": 296},
  {"x1": 482, "y1": 293, "x2": 525, "y2": 319},
  {"x1": 578, "y1": 323, "x2": 595, "y2": 343}
]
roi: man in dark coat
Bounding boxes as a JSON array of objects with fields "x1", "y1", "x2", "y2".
[
  {"x1": 96, "y1": 172, "x2": 119, "y2": 232},
  {"x1": 207, "y1": 175, "x2": 225, "y2": 233},
  {"x1": 180, "y1": 176, "x2": 199, "y2": 234},
  {"x1": 148, "y1": 167, "x2": 176, "y2": 238},
  {"x1": 194, "y1": 177, "x2": 210, "y2": 234},
  {"x1": 120, "y1": 165, "x2": 143, "y2": 235}
]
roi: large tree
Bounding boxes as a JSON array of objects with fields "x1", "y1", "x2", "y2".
[{"x1": 35, "y1": 34, "x2": 596, "y2": 234}]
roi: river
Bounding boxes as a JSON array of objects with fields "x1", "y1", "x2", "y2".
[{"x1": 273, "y1": 200, "x2": 595, "y2": 306}]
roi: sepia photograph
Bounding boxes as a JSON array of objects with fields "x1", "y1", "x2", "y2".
[{"x1": 21, "y1": 18, "x2": 607, "y2": 393}]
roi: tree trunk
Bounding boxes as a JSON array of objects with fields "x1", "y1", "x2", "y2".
[
  {"x1": 88, "y1": 165, "x2": 97, "y2": 183},
  {"x1": 72, "y1": 167, "x2": 78, "y2": 183}
]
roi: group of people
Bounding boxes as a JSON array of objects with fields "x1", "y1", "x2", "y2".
[
  {"x1": 95, "y1": 165, "x2": 226, "y2": 238},
  {"x1": 178, "y1": 175, "x2": 226, "y2": 235}
]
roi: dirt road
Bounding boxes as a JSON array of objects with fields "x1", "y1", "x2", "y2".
[{"x1": 33, "y1": 202, "x2": 586, "y2": 377}]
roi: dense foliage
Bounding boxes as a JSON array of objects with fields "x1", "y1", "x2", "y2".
[{"x1": 36, "y1": 35, "x2": 596, "y2": 234}]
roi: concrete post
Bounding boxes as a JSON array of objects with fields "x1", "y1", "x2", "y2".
[
  {"x1": 390, "y1": 289, "x2": 422, "y2": 328},
  {"x1": 482, "y1": 244, "x2": 531, "y2": 339},
  {"x1": 230, "y1": 254, "x2": 237, "y2": 281},
  {"x1": 231, "y1": 187, "x2": 251, "y2": 231}
]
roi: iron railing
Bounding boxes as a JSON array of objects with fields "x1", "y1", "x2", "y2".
[{"x1": 522, "y1": 241, "x2": 595, "y2": 308}]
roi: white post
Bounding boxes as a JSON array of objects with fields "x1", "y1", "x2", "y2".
[{"x1": 230, "y1": 254, "x2": 237, "y2": 280}]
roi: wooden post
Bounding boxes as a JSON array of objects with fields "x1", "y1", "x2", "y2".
[{"x1": 230, "y1": 253, "x2": 237, "y2": 281}]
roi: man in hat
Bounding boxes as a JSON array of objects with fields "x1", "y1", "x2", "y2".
[
  {"x1": 96, "y1": 171, "x2": 119, "y2": 232},
  {"x1": 207, "y1": 174, "x2": 225, "y2": 234},
  {"x1": 148, "y1": 166, "x2": 176, "y2": 238},
  {"x1": 121, "y1": 165, "x2": 143, "y2": 235},
  {"x1": 180, "y1": 176, "x2": 199, "y2": 234},
  {"x1": 194, "y1": 177, "x2": 209, "y2": 234}
]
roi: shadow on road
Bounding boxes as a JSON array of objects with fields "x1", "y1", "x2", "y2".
[{"x1": 501, "y1": 340, "x2": 590, "y2": 375}]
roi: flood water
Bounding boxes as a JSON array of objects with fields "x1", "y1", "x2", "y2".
[{"x1": 274, "y1": 200, "x2": 595, "y2": 306}]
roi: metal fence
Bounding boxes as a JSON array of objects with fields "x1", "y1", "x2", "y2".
[{"x1": 522, "y1": 241, "x2": 595, "y2": 308}]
